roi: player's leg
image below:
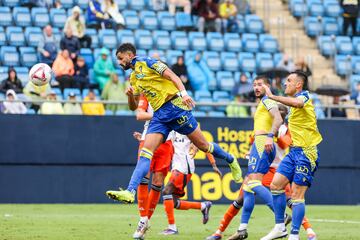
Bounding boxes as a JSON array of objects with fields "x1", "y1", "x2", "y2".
[
  {"x1": 147, "y1": 172, "x2": 165, "y2": 220},
  {"x1": 288, "y1": 184, "x2": 307, "y2": 240},
  {"x1": 162, "y1": 180, "x2": 178, "y2": 235}
]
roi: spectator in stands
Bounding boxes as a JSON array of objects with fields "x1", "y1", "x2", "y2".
[
  {"x1": 64, "y1": 6, "x2": 92, "y2": 48},
  {"x1": 102, "y1": 0, "x2": 125, "y2": 28},
  {"x1": 340, "y1": 0, "x2": 360, "y2": 36},
  {"x1": 94, "y1": 48, "x2": 115, "y2": 90},
  {"x1": 64, "y1": 92, "x2": 83, "y2": 115},
  {"x1": 193, "y1": 0, "x2": 222, "y2": 32},
  {"x1": 87, "y1": 0, "x2": 117, "y2": 30},
  {"x1": 40, "y1": 91, "x2": 64, "y2": 115},
  {"x1": 60, "y1": 27, "x2": 81, "y2": 63},
  {"x1": 54, "y1": 0, "x2": 62, "y2": 8},
  {"x1": 152, "y1": 0, "x2": 166, "y2": 11},
  {"x1": 74, "y1": 57, "x2": 89, "y2": 91},
  {"x1": 351, "y1": 82, "x2": 360, "y2": 105},
  {"x1": 23, "y1": 80, "x2": 52, "y2": 112},
  {"x1": 52, "y1": 49, "x2": 75, "y2": 92},
  {"x1": 38, "y1": 25, "x2": 59, "y2": 67},
  {"x1": 277, "y1": 54, "x2": 295, "y2": 72},
  {"x1": 172, "y1": 56, "x2": 191, "y2": 90},
  {"x1": 232, "y1": 73, "x2": 254, "y2": 102},
  {"x1": 226, "y1": 95, "x2": 250, "y2": 117},
  {"x1": 167, "y1": 0, "x2": 191, "y2": 15},
  {"x1": 0, "y1": 68, "x2": 23, "y2": 94},
  {"x1": 186, "y1": 52, "x2": 213, "y2": 91},
  {"x1": 271, "y1": 76, "x2": 285, "y2": 96},
  {"x1": 82, "y1": 90, "x2": 105, "y2": 115},
  {"x1": 295, "y1": 57, "x2": 312, "y2": 77},
  {"x1": 326, "y1": 96, "x2": 347, "y2": 118},
  {"x1": 101, "y1": 73, "x2": 128, "y2": 113},
  {"x1": 236, "y1": 0, "x2": 248, "y2": 14},
  {"x1": 21, "y1": 0, "x2": 51, "y2": 8},
  {"x1": 2, "y1": 90, "x2": 27, "y2": 114},
  {"x1": 219, "y1": 0, "x2": 238, "y2": 33}
]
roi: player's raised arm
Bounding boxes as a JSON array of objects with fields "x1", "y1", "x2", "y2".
[
  {"x1": 125, "y1": 86, "x2": 140, "y2": 111},
  {"x1": 136, "y1": 95, "x2": 153, "y2": 121},
  {"x1": 263, "y1": 84, "x2": 304, "y2": 108},
  {"x1": 265, "y1": 107, "x2": 283, "y2": 153}
]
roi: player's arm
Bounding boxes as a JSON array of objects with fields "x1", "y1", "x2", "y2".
[
  {"x1": 206, "y1": 153, "x2": 222, "y2": 176},
  {"x1": 265, "y1": 107, "x2": 283, "y2": 153},
  {"x1": 126, "y1": 86, "x2": 140, "y2": 111},
  {"x1": 263, "y1": 84, "x2": 304, "y2": 108},
  {"x1": 136, "y1": 95, "x2": 152, "y2": 121}
]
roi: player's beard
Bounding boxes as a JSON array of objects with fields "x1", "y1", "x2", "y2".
[{"x1": 121, "y1": 62, "x2": 131, "y2": 70}]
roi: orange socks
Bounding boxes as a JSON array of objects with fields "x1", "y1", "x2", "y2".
[
  {"x1": 163, "y1": 195, "x2": 175, "y2": 224},
  {"x1": 177, "y1": 200, "x2": 201, "y2": 210},
  {"x1": 302, "y1": 216, "x2": 312, "y2": 230},
  {"x1": 146, "y1": 184, "x2": 162, "y2": 220},
  {"x1": 219, "y1": 202, "x2": 241, "y2": 232},
  {"x1": 137, "y1": 178, "x2": 149, "y2": 217}
]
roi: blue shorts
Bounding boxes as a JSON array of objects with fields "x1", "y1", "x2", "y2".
[
  {"x1": 277, "y1": 146, "x2": 320, "y2": 187},
  {"x1": 247, "y1": 135, "x2": 276, "y2": 175},
  {"x1": 147, "y1": 98, "x2": 198, "y2": 140}
]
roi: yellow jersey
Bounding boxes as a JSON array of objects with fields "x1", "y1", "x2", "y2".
[
  {"x1": 288, "y1": 91, "x2": 322, "y2": 147},
  {"x1": 130, "y1": 56, "x2": 180, "y2": 111},
  {"x1": 253, "y1": 96, "x2": 277, "y2": 133}
]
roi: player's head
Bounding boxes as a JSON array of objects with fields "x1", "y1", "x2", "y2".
[
  {"x1": 278, "y1": 104, "x2": 288, "y2": 121},
  {"x1": 284, "y1": 70, "x2": 308, "y2": 96},
  {"x1": 253, "y1": 75, "x2": 270, "y2": 98},
  {"x1": 116, "y1": 43, "x2": 137, "y2": 70}
]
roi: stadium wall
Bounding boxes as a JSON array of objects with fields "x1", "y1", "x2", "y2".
[{"x1": 0, "y1": 115, "x2": 359, "y2": 204}]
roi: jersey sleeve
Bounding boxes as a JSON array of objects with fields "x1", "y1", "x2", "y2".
[
  {"x1": 262, "y1": 97, "x2": 278, "y2": 111},
  {"x1": 145, "y1": 57, "x2": 168, "y2": 75},
  {"x1": 129, "y1": 73, "x2": 140, "y2": 96},
  {"x1": 137, "y1": 95, "x2": 148, "y2": 111},
  {"x1": 296, "y1": 91, "x2": 310, "y2": 103}
]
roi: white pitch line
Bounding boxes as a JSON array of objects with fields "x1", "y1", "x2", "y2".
[{"x1": 309, "y1": 219, "x2": 360, "y2": 224}]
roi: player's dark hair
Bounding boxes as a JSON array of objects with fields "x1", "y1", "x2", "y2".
[
  {"x1": 291, "y1": 70, "x2": 309, "y2": 90},
  {"x1": 278, "y1": 104, "x2": 288, "y2": 121},
  {"x1": 254, "y1": 75, "x2": 270, "y2": 85},
  {"x1": 116, "y1": 43, "x2": 137, "y2": 55}
]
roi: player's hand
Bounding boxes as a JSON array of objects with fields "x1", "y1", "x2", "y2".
[
  {"x1": 262, "y1": 84, "x2": 274, "y2": 99},
  {"x1": 189, "y1": 143, "x2": 199, "y2": 159},
  {"x1": 182, "y1": 95, "x2": 195, "y2": 110},
  {"x1": 133, "y1": 131, "x2": 142, "y2": 141},
  {"x1": 212, "y1": 164, "x2": 223, "y2": 176},
  {"x1": 265, "y1": 137, "x2": 274, "y2": 153},
  {"x1": 43, "y1": 51, "x2": 50, "y2": 57},
  {"x1": 125, "y1": 86, "x2": 134, "y2": 96}
]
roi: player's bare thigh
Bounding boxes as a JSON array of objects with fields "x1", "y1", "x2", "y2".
[
  {"x1": 163, "y1": 182, "x2": 176, "y2": 195},
  {"x1": 291, "y1": 183, "x2": 308, "y2": 200},
  {"x1": 142, "y1": 133, "x2": 164, "y2": 153},
  {"x1": 247, "y1": 172, "x2": 265, "y2": 181},
  {"x1": 270, "y1": 172, "x2": 290, "y2": 191},
  {"x1": 152, "y1": 172, "x2": 166, "y2": 186},
  {"x1": 187, "y1": 126, "x2": 209, "y2": 152}
]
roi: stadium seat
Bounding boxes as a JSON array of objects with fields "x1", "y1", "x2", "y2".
[
  {"x1": 77, "y1": 0, "x2": 90, "y2": 9},
  {"x1": 208, "y1": 72, "x2": 218, "y2": 91},
  {"x1": 256, "y1": 52, "x2": 275, "y2": 72},
  {"x1": 352, "y1": 56, "x2": 360, "y2": 74},
  {"x1": 0, "y1": 66, "x2": 8, "y2": 81},
  {"x1": 0, "y1": 7, "x2": 12, "y2": 26},
  {"x1": 221, "y1": 52, "x2": 239, "y2": 72},
  {"x1": 64, "y1": 88, "x2": 81, "y2": 99},
  {"x1": 197, "y1": 96, "x2": 213, "y2": 112},
  {"x1": 184, "y1": 50, "x2": 197, "y2": 62},
  {"x1": 350, "y1": 74, "x2": 360, "y2": 92},
  {"x1": 128, "y1": 0, "x2": 145, "y2": 11},
  {"x1": 304, "y1": 16, "x2": 322, "y2": 37},
  {"x1": 318, "y1": 36, "x2": 336, "y2": 57},
  {"x1": 175, "y1": 12, "x2": 193, "y2": 29},
  {"x1": 307, "y1": 0, "x2": 325, "y2": 16},
  {"x1": 116, "y1": 110, "x2": 134, "y2": 116},
  {"x1": 290, "y1": 0, "x2": 307, "y2": 18},
  {"x1": 238, "y1": 52, "x2": 256, "y2": 72},
  {"x1": 25, "y1": 27, "x2": 43, "y2": 47},
  {"x1": 217, "y1": 71, "x2": 235, "y2": 92},
  {"x1": 99, "y1": 29, "x2": 117, "y2": 49},
  {"x1": 166, "y1": 50, "x2": 183, "y2": 65},
  {"x1": 213, "y1": 90, "x2": 230, "y2": 111},
  {"x1": 117, "y1": 0, "x2": 127, "y2": 10},
  {"x1": 85, "y1": 29, "x2": 99, "y2": 48},
  {"x1": 3, "y1": 0, "x2": 20, "y2": 7},
  {"x1": 157, "y1": 11, "x2": 176, "y2": 31},
  {"x1": 148, "y1": 50, "x2": 166, "y2": 62},
  {"x1": 6, "y1": 27, "x2": 25, "y2": 47},
  {"x1": 137, "y1": 49, "x2": 147, "y2": 57},
  {"x1": 208, "y1": 111, "x2": 226, "y2": 117},
  {"x1": 140, "y1": 11, "x2": 158, "y2": 30},
  {"x1": 14, "y1": 66, "x2": 28, "y2": 85},
  {"x1": 236, "y1": 14, "x2": 246, "y2": 33},
  {"x1": 335, "y1": 55, "x2": 352, "y2": 76},
  {"x1": 335, "y1": 36, "x2": 353, "y2": 55},
  {"x1": 189, "y1": 32, "x2": 207, "y2": 51},
  {"x1": 13, "y1": 7, "x2": 32, "y2": 27},
  {"x1": 322, "y1": 17, "x2": 340, "y2": 35},
  {"x1": 82, "y1": 88, "x2": 100, "y2": 99},
  {"x1": 153, "y1": 30, "x2": 171, "y2": 50},
  {"x1": 31, "y1": 8, "x2": 49, "y2": 27},
  {"x1": 123, "y1": 10, "x2": 140, "y2": 30},
  {"x1": 170, "y1": 31, "x2": 189, "y2": 51},
  {"x1": 80, "y1": 48, "x2": 94, "y2": 68},
  {"x1": 19, "y1": 47, "x2": 38, "y2": 68},
  {"x1": 245, "y1": 15, "x2": 264, "y2": 33},
  {"x1": 353, "y1": 37, "x2": 360, "y2": 55},
  {"x1": 50, "y1": 8, "x2": 67, "y2": 28},
  {"x1": 273, "y1": 53, "x2": 283, "y2": 66},
  {"x1": 59, "y1": 0, "x2": 74, "y2": 9},
  {"x1": 194, "y1": 90, "x2": 211, "y2": 101},
  {"x1": 242, "y1": 33, "x2": 259, "y2": 53},
  {"x1": 0, "y1": 27, "x2": 7, "y2": 46},
  {"x1": 206, "y1": 32, "x2": 225, "y2": 52},
  {"x1": 202, "y1": 51, "x2": 221, "y2": 71},
  {"x1": 259, "y1": 34, "x2": 278, "y2": 53},
  {"x1": 224, "y1": 33, "x2": 242, "y2": 52},
  {"x1": 135, "y1": 30, "x2": 153, "y2": 50},
  {"x1": 26, "y1": 109, "x2": 36, "y2": 114},
  {"x1": 324, "y1": 0, "x2": 341, "y2": 17},
  {"x1": 192, "y1": 111, "x2": 207, "y2": 117},
  {"x1": 117, "y1": 29, "x2": 135, "y2": 45}
]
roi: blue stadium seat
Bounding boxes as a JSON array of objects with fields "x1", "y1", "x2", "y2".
[
  {"x1": 324, "y1": 0, "x2": 341, "y2": 17},
  {"x1": 290, "y1": 0, "x2": 307, "y2": 18},
  {"x1": 335, "y1": 36, "x2": 353, "y2": 55},
  {"x1": 273, "y1": 53, "x2": 283, "y2": 66},
  {"x1": 3, "y1": 0, "x2": 20, "y2": 7},
  {"x1": 25, "y1": 27, "x2": 43, "y2": 47},
  {"x1": 0, "y1": 27, "x2": 6, "y2": 46},
  {"x1": 137, "y1": 49, "x2": 147, "y2": 57},
  {"x1": 192, "y1": 111, "x2": 207, "y2": 117},
  {"x1": 318, "y1": 36, "x2": 336, "y2": 57},
  {"x1": 304, "y1": 16, "x2": 322, "y2": 37},
  {"x1": 259, "y1": 34, "x2": 278, "y2": 53},
  {"x1": 99, "y1": 29, "x2": 117, "y2": 49},
  {"x1": 335, "y1": 55, "x2": 352, "y2": 76},
  {"x1": 82, "y1": 88, "x2": 100, "y2": 99},
  {"x1": 135, "y1": 30, "x2": 153, "y2": 50},
  {"x1": 93, "y1": 48, "x2": 102, "y2": 60},
  {"x1": 14, "y1": 66, "x2": 28, "y2": 85},
  {"x1": 52, "y1": 27, "x2": 62, "y2": 42},
  {"x1": 353, "y1": 37, "x2": 360, "y2": 55},
  {"x1": 236, "y1": 14, "x2": 246, "y2": 33},
  {"x1": 194, "y1": 90, "x2": 211, "y2": 101},
  {"x1": 52, "y1": 88, "x2": 62, "y2": 96},
  {"x1": 208, "y1": 72, "x2": 217, "y2": 91},
  {"x1": 60, "y1": 0, "x2": 74, "y2": 9},
  {"x1": 6, "y1": 26, "x2": 25, "y2": 47},
  {"x1": 0, "y1": 7, "x2": 12, "y2": 26},
  {"x1": 50, "y1": 8, "x2": 67, "y2": 28},
  {"x1": 84, "y1": 29, "x2": 99, "y2": 48},
  {"x1": 206, "y1": 32, "x2": 225, "y2": 52},
  {"x1": 352, "y1": 56, "x2": 360, "y2": 74},
  {"x1": 170, "y1": 31, "x2": 189, "y2": 51},
  {"x1": 221, "y1": 52, "x2": 239, "y2": 72},
  {"x1": 175, "y1": 12, "x2": 193, "y2": 29},
  {"x1": 184, "y1": 50, "x2": 197, "y2": 62},
  {"x1": 195, "y1": 90, "x2": 213, "y2": 111},
  {"x1": 322, "y1": 17, "x2": 340, "y2": 35},
  {"x1": 213, "y1": 90, "x2": 230, "y2": 111},
  {"x1": 153, "y1": 30, "x2": 171, "y2": 50},
  {"x1": 31, "y1": 8, "x2": 49, "y2": 27},
  {"x1": 208, "y1": 111, "x2": 226, "y2": 117},
  {"x1": 238, "y1": 52, "x2": 256, "y2": 72},
  {"x1": 256, "y1": 52, "x2": 274, "y2": 72},
  {"x1": 64, "y1": 88, "x2": 81, "y2": 99},
  {"x1": 13, "y1": 7, "x2": 32, "y2": 27},
  {"x1": 140, "y1": 11, "x2": 158, "y2": 30},
  {"x1": 157, "y1": 11, "x2": 176, "y2": 31},
  {"x1": 116, "y1": 110, "x2": 134, "y2": 116},
  {"x1": 27, "y1": 109, "x2": 36, "y2": 114},
  {"x1": 123, "y1": 10, "x2": 140, "y2": 30},
  {"x1": 19, "y1": 47, "x2": 38, "y2": 67},
  {"x1": 242, "y1": 33, "x2": 259, "y2": 53},
  {"x1": 116, "y1": 0, "x2": 127, "y2": 10},
  {"x1": 80, "y1": 48, "x2": 94, "y2": 68},
  {"x1": 217, "y1": 71, "x2": 235, "y2": 92},
  {"x1": 148, "y1": 50, "x2": 166, "y2": 62},
  {"x1": 202, "y1": 51, "x2": 221, "y2": 71},
  {"x1": 189, "y1": 32, "x2": 207, "y2": 51},
  {"x1": 224, "y1": 33, "x2": 241, "y2": 52},
  {"x1": 77, "y1": 0, "x2": 90, "y2": 9},
  {"x1": 245, "y1": 15, "x2": 264, "y2": 34},
  {"x1": 350, "y1": 74, "x2": 360, "y2": 92},
  {"x1": 117, "y1": 29, "x2": 135, "y2": 45},
  {"x1": 128, "y1": 0, "x2": 145, "y2": 11},
  {"x1": 307, "y1": 0, "x2": 324, "y2": 16},
  {"x1": 166, "y1": 50, "x2": 183, "y2": 65},
  {"x1": 0, "y1": 66, "x2": 8, "y2": 81}
]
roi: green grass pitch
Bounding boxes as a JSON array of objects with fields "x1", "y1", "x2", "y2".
[{"x1": 1, "y1": 204, "x2": 360, "y2": 240}]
